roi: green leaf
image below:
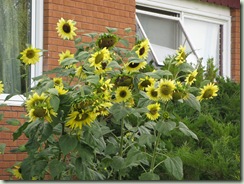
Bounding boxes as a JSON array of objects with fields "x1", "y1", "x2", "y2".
[
  {"x1": 164, "y1": 156, "x2": 183, "y2": 180},
  {"x1": 111, "y1": 156, "x2": 124, "y2": 171},
  {"x1": 77, "y1": 51, "x2": 90, "y2": 61},
  {"x1": 59, "y1": 134, "x2": 78, "y2": 155},
  {"x1": 139, "y1": 172, "x2": 160, "y2": 180},
  {"x1": 110, "y1": 104, "x2": 129, "y2": 122},
  {"x1": 74, "y1": 37, "x2": 82, "y2": 45},
  {"x1": 86, "y1": 75, "x2": 99, "y2": 85},
  {"x1": 60, "y1": 58, "x2": 78, "y2": 66},
  {"x1": 49, "y1": 95, "x2": 60, "y2": 112},
  {"x1": 32, "y1": 160, "x2": 48, "y2": 177},
  {"x1": 6, "y1": 119, "x2": 20, "y2": 126},
  {"x1": 107, "y1": 60, "x2": 122, "y2": 69},
  {"x1": 0, "y1": 143, "x2": 6, "y2": 154},
  {"x1": 106, "y1": 27, "x2": 117, "y2": 33},
  {"x1": 178, "y1": 62, "x2": 194, "y2": 72},
  {"x1": 124, "y1": 147, "x2": 148, "y2": 168},
  {"x1": 185, "y1": 93, "x2": 201, "y2": 112},
  {"x1": 138, "y1": 134, "x2": 156, "y2": 148},
  {"x1": 76, "y1": 143, "x2": 94, "y2": 164},
  {"x1": 47, "y1": 88, "x2": 58, "y2": 96},
  {"x1": 49, "y1": 159, "x2": 66, "y2": 178},
  {"x1": 4, "y1": 94, "x2": 18, "y2": 101},
  {"x1": 13, "y1": 122, "x2": 30, "y2": 141},
  {"x1": 10, "y1": 145, "x2": 26, "y2": 153},
  {"x1": 178, "y1": 122, "x2": 198, "y2": 140},
  {"x1": 0, "y1": 114, "x2": 4, "y2": 121},
  {"x1": 155, "y1": 120, "x2": 176, "y2": 135},
  {"x1": 40, "y1": 122, "x2": 53, "y2": 142},
  {"x1": 0, "y1": 126, "x2": 10, "y2": 132},
  {"x1": 124, "y1": 27, "x2": 132, "y2": 33},
  {"x1": 119, "y1": 38, "x2": 129, "y2": 48}
]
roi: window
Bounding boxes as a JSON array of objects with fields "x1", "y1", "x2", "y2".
[
  {"x1": 0, "y1": 0, "x2": 43, "y2": 106},
  {"x1": 136, "y1": 0, "x2": 231, "y2": 77}
]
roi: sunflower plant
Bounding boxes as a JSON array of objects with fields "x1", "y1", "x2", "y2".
[{"x1": 5, "y1": 18, "x2": 219, "y2": 180}]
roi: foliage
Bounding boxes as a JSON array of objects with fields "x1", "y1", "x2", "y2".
[{"x1": 3, "y1": 18, "x2": 221, "y2": 180}]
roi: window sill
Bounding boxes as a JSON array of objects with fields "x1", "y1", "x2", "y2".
[{"x1": 0, "y1": 94, "x2": 25, "y2": 106}]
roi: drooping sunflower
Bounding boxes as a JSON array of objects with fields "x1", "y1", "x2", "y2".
[
  {"x1": 56, "y1": 18, "x2": 77, "y2": 40},
  {"x1": 26, "y1": 93, "x2": 57, "y2": 123},
  {"x1": 75, "y1": 66, "x2": 87, "y2": 79},
  {"x1": 157, "y1": 79, "x2": 176, "y2": 101},
  {"x1": 115, "y1": 86, "x2": 132, "y2": 103},
  {"x1": 88, "y1": 48, "x2": 111, "y2": 68},
  {"x1": 175, "y1": 45, "x2": 186, "y2": 66},
  {"x1": 66, "y1": 110, "x2": 97, "y2": 130},
  {"x1": 20, "y1": 46, "x2": 41, "y2": 65},
  {"x1": 125, "y1": 61, "x2": 147, "y2": 73},
  {"x1": 197, "y1": 82, "x2": 219, "y2": 101},
  {"x1": 12, "y1": 165, "x2": 22, "y2": 179},
  {"x1": 146, "y1": 103, "x2": 161, "y2": 120},
  {"x1": 0, "y1": 81, "x2": 4, "y2": 94},
  {"x1": 172, "y1": 81, "x2": 189, "y2": 101},
  {"x1": 138, "y1": 76, "x2": 156, "y2": 91},
  {"x1": 146, "y1": 85, "x2": 160, "y2": 101},
  {"x1": 94, "y1": 101, "x2": 113, "y2": 116},
  {"x1": 133, "y1": 39, "x2": 150, "y2": 59},
  {"x1": 185, "y1": 70, "x2": 198, "y2": 85},
  {"x1": 96, "y1": 33, "x2": 118, "y2": 49},
  {"x1": 58, "y1": 50, "x2": 74, "y2": 65}
]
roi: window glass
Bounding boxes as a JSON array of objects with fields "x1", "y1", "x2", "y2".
[{"x1": 0, "y1": 0, "x2": 31, "y2": 94}]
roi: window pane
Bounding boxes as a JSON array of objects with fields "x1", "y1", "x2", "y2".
[{"x1": 0, "y1": 0, "x2": 31, "y2": 94}]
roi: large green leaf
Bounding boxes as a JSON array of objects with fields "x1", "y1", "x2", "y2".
[
  {"x1": 111, "y1": 156, "x2": 124, "y2": 171},
  {"x1": 32, "y1": 160, "x2": 48, "y2": 177},
  {"x1": 124, "y1": 147, "x2": 148, "y2": 168},
  {"x1": 59, "y1": 134, "x2": 78, "y2": 155},
  {"x1": 49, "y1": 159, "x2": 66, "y2": 178},
  {"x1": 139, "y1": 172, "x2": 160, "y2": 180},
  {"x1": 155, "y1": 120, "x2": 176, "y2": 135},
  {"x1": 40, "y1": 122, "x2": 53, "y2": 142},
  {"x1": 185, "y1": 93, "x2": 201, "y2": 112},
  {"x1": 110, "y1": 104, "x2": 129, "y2": 122},
  {"x1": 6, "y1": 118, "x2": 20, "y2": 126},
  {"x1": 13, "y1": 121, "x2": 30, "y2": 141},
  {"x1": 178, "y1": 122, "x2": 198, "y2": 140},
  {"x1": 164, "y1": 156, "x2": 183, "y2": 180},
  {"x1": 138, "y1": 134, "x2": 156, "y2": 148},
  {"x1": 49, "y1": 95, "x2": 60, "y2": 112}
]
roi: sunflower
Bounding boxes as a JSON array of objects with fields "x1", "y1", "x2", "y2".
[
  {"x1": 172, "y1": 81, "x2": 188, "y2": 101},
  {"x1": 12, "y1": 165, "x2": 22, "y2": 179},
  {"x1": 88, "y1": 48, "x2": 111, "y2": 68},
  {"x1": 0, "y1": 81, "x2": 4, "y2": 94},
  {"x1": 99, "y1": 78, "x2": 114, "y2": 91},
  {"x1": 146, "y1": 85, "x2": 159, "y2": 101},
  {"x1": 54, "y1": 85, "x2": 68, "y2": 95},
  {"x1": 138, "y1": 76, "x2": 156, "y2": 91},
  {"x1": 96, "y1": 33, "x2": 118, "y2": 49},
  {"x1": 94, "y1": 102, "x2": 113, "y2": 116},
  {"x1": 185, "y1": 70, "x2": 198, "y2": 85},
  {"x1": 157, "y1": 79, "x2": 176, "y2": 101},
  {"x1": 125, "y1": 61, "x2": 147, "y2": 73},
  {"x1": 175, "y1": 45, "x2": 186, "y2": 66},
  {"x1": 66, "y1": 110, "x2": 97, "y2": 130},
  {"x1": 53, "y1": 77, "x2": 64, "y2": 87},
  {"x1": 115, "y1": 86, "x2": 132, "y2": 103},
  {"x1": 146, "y1": 103, "x2": 161, "y2": 120},
  {"x1": 20, "y1": 46, "x2": 41, "y2": 65},
  {"x1": 133, "y1": 39, "x2": 150, "y2": 59},
  {"x1": 75, "y1": 66, "x2": 87, "y2": 79},
  {"x1": 26, "y1": 93, "x2": 57, "y2": 123},
  {"x1": 58, "y1": 50, "x2": 74, "y2": 65},
  {"x1": 56, "y1": 18, "x2": 77, "y2": 40},
  {"x1": 197, "y1": 82, "x2": 219, "y2": 101}
]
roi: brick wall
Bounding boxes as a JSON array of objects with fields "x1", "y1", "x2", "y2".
[
  {"x1": 0, "y1": 0, "x2": 136, "y2": 180},
  {"x1": 230, "y1": 8, "x2": 240, "y2": 82}
]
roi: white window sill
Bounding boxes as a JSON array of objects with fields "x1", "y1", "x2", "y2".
[{"x1": 0, "y1": 94, "x2": 26, "y2": 106}]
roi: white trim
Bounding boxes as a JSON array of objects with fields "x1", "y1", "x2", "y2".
[{"x1": 0, "y1": 0, "x2": 44, "y2": 106}]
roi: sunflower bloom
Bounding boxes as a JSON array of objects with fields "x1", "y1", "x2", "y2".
[
  {"x1": 175, "y1": 45, "x2": 186, "y2": 66},
  {"x1": 146, "y1": 103, "x2": 161, "y2": 120},
  {"x1": 0, "y1": 81, "x2": 4, "y2": 94},
  {"x1": 55, "y1": 85, "x2": 68, "y2": 95},
  {"x1": 125, "y1": 61, "x2": 147, "y2": 73},
  {"x1": 138, "y1": 76, "x2": 156, "y2": 91},
  {"x1": 53, "y1": 77, "x2": 64, "y2": 87},
  {"x1": 58, "y1": 50, "x2": 74, "y2": 64},
  {"x1": 133, "y1": 39, "x2": 150, "y2": 59},
  {"x1": 66, "y1": 110, "x2": 97, "y2": 130},
  {"x1": 172, "y1": 81, "x2": 188, "y2": 101},
  {"x1": 157, "y1": 79, "x2": 176, "y2": 101},
  {"x1": 12, "y1": 165, "x2": 22, "y2": 179},
  {"x1": 94, "y1": 102, "x2": 113, "y2": 116},
  {"x1": 26, "y1": 93, "x2": 57, "y2": 123},
  {"x1": 88, "y1": 48, "x2": 111, "y2": 69},
  {"x1": 115, "y1": 86, "x2": 132, "y2": 103},
  {"x1": 197, "y1": 82, "x2": 219, "y2": 101},
  {"x1": 146, "y1": 85, "x2": 159, "y2": 101},
  {"x1": 75, "y1": 66, "x2": 87, "y2": 79},
  {"x1": 20, "y1": 46, "x2": 41, "y2": 65},
  {"x1": 185, "y1": 70, "x2": 198, "y2": 85},
  {"x1": 56, "y1": 18, "x2": 77, "y2": 40}
]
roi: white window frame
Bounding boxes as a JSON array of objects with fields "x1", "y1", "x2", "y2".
[
  {"x1": 136, "y1": 0, "x2": 231, "y2": 78},
  {"x1": 0, "y1": 0, "x2": 44, "y2": 106}
]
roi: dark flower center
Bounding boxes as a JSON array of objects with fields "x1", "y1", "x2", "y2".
[
  {"x1": 63, "y1": 23, "x2": 71, "y2": 33},
  {"x1": 26, "y1": 50, "x2": 35, "y2": 59},
  {"x1": 160, "y1": 85, "x2": 172, "y2": 95},
  {"x1": 128, "y1": 62, "x2": 139, "y2": 68},
  {"x1": 151, "y1": 90, "x2": 158, "y2": 97},
  {"x1": 188, "y1": 76, "x2": 194, "y2": 82},
  {"x1": 203, "y1": 89, "x2": 213, "y2": 98},
  {"x1": 119, "y1": 90, "x2": 127, "y2": 98},
  {"x1": 76, "y1": 113, "x2": 89, "y2": 121},
  {"x1": 141, "y1": 80, "x2": 151, "y2": 87},
  {"x1": 139, "y1": 47, "x2": 145, "y2": 56},
  {"x1": 95, "y1": 53, "x2": 104, "y2": 64},
  {"x1": 33, "y1": 107, "x2": 46, "y2": 117},
  {"x1": 150, "y1": 107, "x2": 157, "y2": 115}
]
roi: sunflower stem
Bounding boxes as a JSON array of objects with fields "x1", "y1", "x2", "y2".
[
  {"x1": 118, "y1": 118, "x2": 125, "y2": 180},
  {"x1": 25, "y1": 64, "x2": 29, "y2": 97},
  {"x1": 150, "y1": 130, "x2": 161, "y2": 173}
]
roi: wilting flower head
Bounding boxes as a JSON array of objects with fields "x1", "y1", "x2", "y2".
[
  {"x1": 0, "y1": 81, "x2": 4, "y2": 94},
  {"x1": 133, "y1": 39, "x2": 150, "y2": 59},
  {"x1": 125, "y1": 61, "x2": 147, "y2": 73},
  {"x1": 146, "y1": 103, "x2": 161, "y2": 120},
  {"x1": 115, "y1": 86, "x2": 132, "y2": 103},
  {"x1": 172, "y1": 81, "x2": 188, "y2": 101},
  {"x1": 138, "y1": 76, "x2": 156, "y2": 91},
  {"x1": 96, "y1": 33, "x2": 118, "y2": 49},
  {"x1": 56, "y1": 18, "x2": 77, "y2": 40},
  {"x1": 26, "y1": 93, "x2": 57, "y2": 123},
  {"x1": 185, "y1": 70, "x2": 198, "y2": 86},
  {"x1": 20, "y1": 46, "x2": 41, "y2": 65},
  {"x1": 197, "y1": 82, "x2": 219, "y2": 101},
  {"x1": 175, "y1": 45, "x2": 186, "y2": 66},
  {"x1": 157, "y1": 79, "x2": 176, "y2": 102}
]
